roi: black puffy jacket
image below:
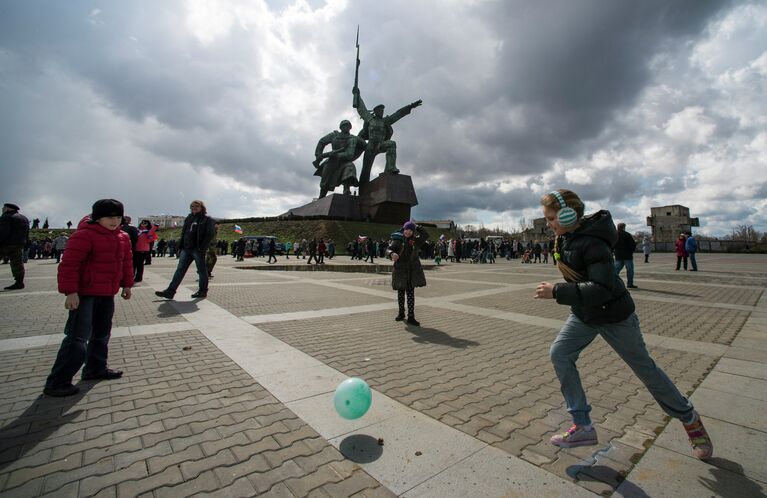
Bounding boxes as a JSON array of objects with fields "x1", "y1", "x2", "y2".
[{"x1": 553, "y1": 210, "x2": 635, "y2": 324}]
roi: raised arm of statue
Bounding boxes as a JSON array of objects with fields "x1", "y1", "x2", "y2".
[
  {"x1": 353, "y1": 87, "x2": 370, "y2": 121},
  {"x1": 387, "y1": 99, "x2": 423, "y2": 125}
]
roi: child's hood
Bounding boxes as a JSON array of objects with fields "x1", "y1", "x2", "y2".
[{"x1": 572, "y1": 210, "x2": 617, "y2": 247}]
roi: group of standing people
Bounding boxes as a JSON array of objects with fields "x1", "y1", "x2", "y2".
[{"x1": 675, "y1": 232, "x2": 699, "y2": 271}]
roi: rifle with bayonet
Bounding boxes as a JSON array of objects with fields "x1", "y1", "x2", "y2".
[{"x1": 352, "y1": 25, "x2": 360, "y2": 108}]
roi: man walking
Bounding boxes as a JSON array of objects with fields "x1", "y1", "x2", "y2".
[
  {"x1": 155, "y1": 200, "x2": 215, "y2": 299},
  {"x1": 614, "y1": 222, "x2": 637, "y2": 289},
  {"x1": 0, "y1": 203, "x2": 29, "y2": 290}
]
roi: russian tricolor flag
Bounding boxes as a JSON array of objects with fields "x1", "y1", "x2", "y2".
[{"x1": 233, "y1": 225, "x2": 243, "y2": 234}]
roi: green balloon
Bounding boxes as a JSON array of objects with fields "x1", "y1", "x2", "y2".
[{"x1": 334, "y1": 377, "x2": 372, "y2": 420}]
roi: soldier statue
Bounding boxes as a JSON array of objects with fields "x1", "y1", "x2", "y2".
[
  {"x1": 353, "y1": 86, "x2": 422, "y2": 185},
  {"x1": 313, "y1": 120, "x2": 365, "y2": 198}
]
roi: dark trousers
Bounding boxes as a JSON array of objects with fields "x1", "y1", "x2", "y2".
[
  {"x1": 267, "y1": 252, "x2": 277, "y2": 263},
  {"x1": 676, "y1": 256, "x2": 688, "y2": 270},
  {"x1": 133, "y1": 251, "x2": 147, "y2": 281},
  {"x1": 167, "y1": 249, "x2": 208, "y2": 293},
  {"x1": 0, "y1": 245, "x2": 24, "y2": 282},
  {"x1": 46, "y1": 296, "x2": 115, "y2": 388}
]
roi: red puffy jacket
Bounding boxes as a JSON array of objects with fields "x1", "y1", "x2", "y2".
[{"x1": 58, "y1": 216, "x2": 134, "y2": 296}]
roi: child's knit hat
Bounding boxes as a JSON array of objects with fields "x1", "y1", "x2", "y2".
[
  {"x1": 89, "y1": 199, "x2": 124, "y2": 223},
  {"x1": 403, "y1": 221, "x2": 416, "y2": 231}
]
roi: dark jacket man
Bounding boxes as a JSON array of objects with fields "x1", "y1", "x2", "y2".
[
  {"x1": 613, "y1": 224, "x2": 637, "y2": 260},
  {"x1": 0, "y1": 203, "x2": 30, "y2": 289}
]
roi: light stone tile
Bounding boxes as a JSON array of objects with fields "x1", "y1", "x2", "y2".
[
  {"x1": 402, "y1": 444, "x2": 596, "y2": 498},
  {"x1": 617, "y1": 446, "x2": 767, "y2": 497}
]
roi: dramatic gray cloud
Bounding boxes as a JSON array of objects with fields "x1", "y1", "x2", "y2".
[{"x1": 0, "y1": 0, "x2": 765, "y2": 235}]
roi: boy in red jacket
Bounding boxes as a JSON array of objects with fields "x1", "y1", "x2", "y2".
[{"x1": 44, "y1": 199, "x2": 134, "y2": 397}]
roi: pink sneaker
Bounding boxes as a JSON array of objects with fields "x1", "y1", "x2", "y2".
[
  {"x1": 550, "y1": 425, "x2": 598, "y2": 448},
  {"x1": 682, "y1": 412, "x2": 713, "y2": 460}
]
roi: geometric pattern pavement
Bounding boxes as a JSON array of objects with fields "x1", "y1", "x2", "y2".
[{"x1": 0, "y1": 251, "x2": 764, "y2": 496}]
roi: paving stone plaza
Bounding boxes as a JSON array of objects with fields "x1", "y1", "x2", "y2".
[{"x1": 1, "y1": 252, "x2": 765, "y2": 497}]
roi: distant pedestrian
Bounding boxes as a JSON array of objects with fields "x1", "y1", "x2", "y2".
[
  {"x1": 155, "y1": 200, "x2": 215, "y2": 299},
  {"x1": 0, "y1": 203, "x2": 29, "y2": 290},
  {"x1": 52, "y1": 232, "x2": 69, "y2": 264},
  {"x1": 307, "y1": 238, "x2": 318, "y2": 264},
  {"x1": 365, "y1": 237, "x2": 375, "y2": 263},
  {"x1": 206, "y1": 222, "x2": 220, "y2": 277},
  {"x1": 317, "y1": 238, "x2": 326, "y2": 264},
  {"x1": 685, "y1": 232, "x2": 698, "y2": 272},
  {"x1": 133, "y1": 220, "x2": 158, "y2": 282},
  {"x1": 613, "y1": 223, "x2": 637, "y2": 288},
  {"x1": 267, "y1": 237, "x2": 277, "y2": 263},
  {"x1": 284, "y1": 240, "x2": 292, "y2": 259},
  {"x1": 675, "y1": 233, "x2": 688, "y2": 271},
  {"x1": 642, "y1": 236, "x2": 651, "y2": 263},
  {"x1": 387, "y1": 221, "x2": 429, "y2": 326},
  {"x1": 44, "y1": 199, "x2": 133, "y2": 397}
]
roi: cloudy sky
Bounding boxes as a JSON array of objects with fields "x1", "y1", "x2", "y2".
[{"x1": 1, "y1": 0, "x2": 765, "y2": 235}]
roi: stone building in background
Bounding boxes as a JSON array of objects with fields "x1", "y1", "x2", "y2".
[{"x1": 646, "y1": 205, "x2": 699, "y2": 243}]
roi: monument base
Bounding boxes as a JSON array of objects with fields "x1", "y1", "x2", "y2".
[
  {"x1": 282, "y1": 193, "x2": 361, "y2": 220},
  {"x1": 282, "y1": 172, "x2": 418, "y2": 224}
]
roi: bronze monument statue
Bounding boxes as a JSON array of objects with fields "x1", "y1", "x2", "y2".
[
  {"x1": 283, "y1": 27, "x2": 421, "y2": 223},
  {"x1": 313, "y1": 120, "x2": 365, "y2": 198},
  {"x1": 352, "y1": 27, "x2": 422, "y2": 185}
]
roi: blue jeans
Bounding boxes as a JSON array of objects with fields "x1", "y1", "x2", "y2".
[
  {"x1": 46, "y1": 296, "x2": 115, "y2": 388},
  {"x1": 167, "y1": 249, "x2": 208, "y2": 293},
  {"x1": 550, "y1": 313, "x2": 693, "y2": 426},
  {"x1": 689, "y1": 252, "x2": 698, "y2": 271},
  {"x1": 614, "y1": 259, "x2": 634, "y2": 286}
]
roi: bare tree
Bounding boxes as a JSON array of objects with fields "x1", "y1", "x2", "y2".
[{"x1": 729, "y1": 224, "x2": 761, "y2": 242}]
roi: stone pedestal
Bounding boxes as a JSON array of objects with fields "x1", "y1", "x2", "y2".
[
  {"x1": 282, "y1": 193, "x2": 361, "y2": 219},
  {"x1": 359, "y1": 172, "x2": 418, "y2": 224},
  {"x1": 281, "y1": 172, "x2": 418, "y2": 224}
]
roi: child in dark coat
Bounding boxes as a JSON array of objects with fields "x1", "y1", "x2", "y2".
[
  {"x1": 44, "y1": 199, "x2": 134, "y2": 397},
  {"x1": 387, "y1": 221, "x2": 428, "y2": 326}
]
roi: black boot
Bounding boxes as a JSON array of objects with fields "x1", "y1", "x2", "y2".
[
  {"x1": 4, "y1": 281, "x2": 24, "y2": 290},
  {"x1": 395, "y1": 312, "x2": 405, "y2": 321},
  {"x1": 406, "y1": 316, "x2": 420, "y2": 326}
]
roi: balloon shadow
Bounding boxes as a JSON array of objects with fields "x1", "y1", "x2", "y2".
[
  {"x1": 406, "y1": 325, "x2": 480, "y2": 349},
  {"x1": 338, "y1": 434, "x2": 383, "y2": 464}
]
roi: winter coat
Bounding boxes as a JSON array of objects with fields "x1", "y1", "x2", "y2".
[
  {"x1": 553, "y1": 210, "x2": 635, "y2": 325},
  {"x1": 613, "y1": 230, "x2": 637, "y2": 260},
  {"x1": 58, "y1": 216, "x2": 134, "y2": 296},
  {"x1": 180, "y1": 213, "x2": 215, "y2": 252},
  {"x1": 121, "y1": 224, "x2": 139, "y2": 250},
  {"x1": 0, "y1": 210, "x2": 30, "y2": 247},
  {"x1": 135, "y1": 226, "x2": 158, "y2": 252},
  {"x1": 675, "y1": 238, "x2": 688, "y2": 257},
  {"x1": 53, "y1": 235, "x2": 69, "y2": 251},
  {"x1": 387, "y1": 226, "x2": 429, "y2": 290},
  {"x1": 685, "y1": 236, "x2": 697, "y2": 254},
  {"x1": 642, "y1": 238, "x2": 651, "y2": 255}
]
